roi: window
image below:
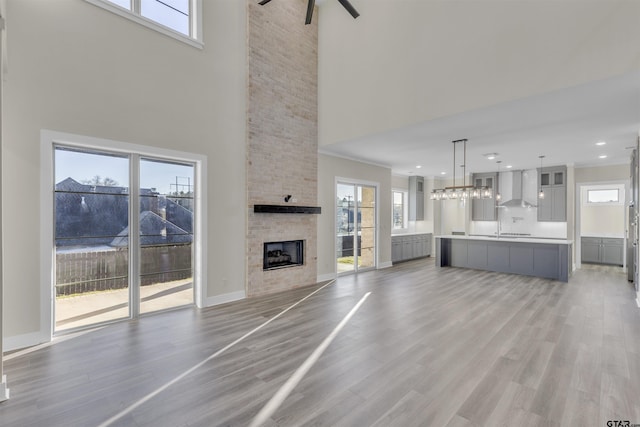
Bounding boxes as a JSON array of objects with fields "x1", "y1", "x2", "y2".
[
  {"x1": 53, "y1": 146, "x2": 198, "y2": 332},
  {"x1": 108, "y1": 0, "x2": 131, "y2": 8},
  {"x1": 41, "y1": 130, "x2": 207, "y2": 339},
  {"x1": 337, "y1": 182, "x2": 377, "y2": 274},
  {"x1": 587, "y1": 188, "x2": 620, "y2": 204},
  {"x1": 393, "y1": 190, "x2": 407, "y2": 229},
  {"x1": 85, "y1": 0, "x2": 203, "y2": 48},
  {"x1": 141, "y1": 0, "x2": 190, "y2": 36}
]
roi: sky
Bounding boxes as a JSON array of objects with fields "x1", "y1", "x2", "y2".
[
  {"x1": 108, "y1": 0, "x2": 189, "y2": 36},
  {"x1": 55, "y1": 148, "x2": 194, "y2": 195}
]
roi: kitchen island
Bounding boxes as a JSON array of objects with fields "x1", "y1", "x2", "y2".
[{"x1": 435, "y1": 235, "x2": 572, "y2": 282}]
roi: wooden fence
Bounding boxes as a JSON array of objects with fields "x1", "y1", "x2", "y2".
[{"x1": 55, "y1": 244, "x2": 192, "y2": 296}]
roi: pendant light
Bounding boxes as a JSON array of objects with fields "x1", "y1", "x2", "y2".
[
  {"x1": 538, "y1": 155, "x2": 545, "y2": 199},
  {"x1": 430, "y1": 139, "x2": 491, "y2": 200}
]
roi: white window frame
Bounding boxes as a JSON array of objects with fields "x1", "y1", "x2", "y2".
[
  {"x1": 583, "y1": 184, "x2": 625, "y2": 206},
  {"x1": 586, "y1": 188, "x2": 621, "y2": 205},
  {"x1": 392, "y1": 189, "x2": 408, "y2": 230},
  {"x1": 85, "y1": 0, "x2": 204, "y2": 49},
  {"x1": 40, "y1": 130, "x2": 208, "y2": 341}
]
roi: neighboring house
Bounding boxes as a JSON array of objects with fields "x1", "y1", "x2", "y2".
[
  {"x1": 55, "y1": 178, "x2": 193, "y2": 248},
  {"x1": 111, "y1": 211, "x2": 192, "y2": 247}
]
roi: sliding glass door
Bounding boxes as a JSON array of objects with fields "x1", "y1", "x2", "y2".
[
  {"x1": 139, "y1": 159, "x2": 194, "y2": 315},
  {"x1": 54, "y1": 146, "x2": 194, "y2": 332},
  {"x1": 54, "y1": 148, "x2": 131, "y2": 330},
  {"x1": 336, "y1": 182, "x2": 377, "y2": 274}
]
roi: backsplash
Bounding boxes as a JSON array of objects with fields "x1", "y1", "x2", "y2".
[{"x1": 471, "y1": 204, "x2": 567, "y2": 238}]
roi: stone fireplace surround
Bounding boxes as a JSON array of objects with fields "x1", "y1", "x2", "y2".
[
  {"x1": 246, "y1": 0, "x2": 319, "y2": 297},
  {"x1": 247, "y1": 211, "x2": 318, "y2": 297}
]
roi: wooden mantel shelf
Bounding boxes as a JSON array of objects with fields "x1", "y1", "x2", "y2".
[{"x1": 253, "y1": 204, "x2": 321, "y2": 214}]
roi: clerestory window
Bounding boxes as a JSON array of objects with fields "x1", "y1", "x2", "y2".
[{"x1": 85, "y1": 0, "x2": 203, "y2": 48}]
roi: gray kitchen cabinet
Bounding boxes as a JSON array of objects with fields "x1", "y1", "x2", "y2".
[
  {"x1": 409, "y1": 176, "x2": 425, "y2": 221},
  {"x1": 436, "y1": 237, "x2": 572, "y2": 282},
  {"x1": 391, "y1": 233, "x2": 432, "y2": 263},
  {"x1": 537, "y1": 166, "x2": 567, "y2": 222},
  {"x1": 581, "y1": 237, "x2": 623, "y2": 266},
  {"x1": 581, "y1": 237, "x2": 601, "y2": 263},
  {"x1": 391, "y1": 238, "x2": 403, "y2": 263},
  {"x1": 402, "y1": 237, "x2": 413, "y2": 260},
  {"x1": 602, "y1": 238, "x2": 624, "y2": 265},
  {"x1": 602, "y1": 245, "x2": 624, "y2": 265},
  {"x1": 471, "y1": 173, "x2": 497, "y2": 221}
]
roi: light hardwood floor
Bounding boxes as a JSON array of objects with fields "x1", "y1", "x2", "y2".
[{"x1": 1, "y1": 260, "x2": 639, "y2": 426}]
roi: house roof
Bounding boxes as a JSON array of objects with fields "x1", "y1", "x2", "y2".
[{"x1": 110, "y1": 211, "x2": 192, "y2": 247}]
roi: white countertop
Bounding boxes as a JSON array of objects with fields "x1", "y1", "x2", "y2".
[
  {"x1": 581, "y1": 234, "x2": 624, "y2": 239},
  {"x1": 391, "y1": 232, "x2": 432, "y2": 237},
  {"x1": 436, "y1": 235, "x2": 573, "y2": 245}
]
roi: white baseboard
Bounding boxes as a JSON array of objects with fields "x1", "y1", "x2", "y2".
[
  {"x1": 4, "y1": 331, "x2": 49, "y2": 353},
  {"x1": 378, "y1": 261, "x2": 393, "y2": 269},
  {"x1": 204, "y1": 290, "x2": 246, "y2": 307},
  {"x1": 317, "y1": 273, "x2": 337, "y2": 283},
  {"x1": 0, "y1": 375, "x2": 9, "y2": 401}
]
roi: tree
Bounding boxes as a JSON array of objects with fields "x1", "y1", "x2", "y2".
[{"x1": 81, "y1": 175, "x2": 119, "y2": 186}]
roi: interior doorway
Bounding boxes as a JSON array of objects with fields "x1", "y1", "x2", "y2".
[
  {"x1": 575, "y1": 182, "x2": 627, "y2": 271},
  {"x1": 336, "y1": 181, "x2": 377, "y2": 275}
]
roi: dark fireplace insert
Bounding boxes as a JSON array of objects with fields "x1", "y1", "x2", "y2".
[{"x1": 264, "y1": 240, "x2": 304, "y2": 270}]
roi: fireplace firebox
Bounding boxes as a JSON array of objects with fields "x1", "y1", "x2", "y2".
[{"x1": 263, "y1": 240, "x2": 304, "y2": 270}]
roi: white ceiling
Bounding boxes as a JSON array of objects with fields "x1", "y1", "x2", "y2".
[{"x1": 319, "y1": 70, "x2": 640, "y2": 178}]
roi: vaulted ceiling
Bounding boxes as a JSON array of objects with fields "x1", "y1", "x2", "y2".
[{"x1": 317, "y1": 0, "x2": 640, "y2": 176}]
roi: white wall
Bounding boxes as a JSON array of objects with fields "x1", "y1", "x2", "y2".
[
  {"x1": 391, "y1": 174, "x2": 434, "y2": 235},
  {"x1": 581, "y1": 204, "x2": 625, "y2": 238},
  {"x1": 575, "y1": 164, "x2": 629, "y2": 183},
  {"x1": 438, "y1": 199, "x2": 467, "y2": 236},
  {"x1": 317, "y1": 154, "x2": 392, "y2": 279},
  {"x1": 318, "y1": 0, "x2": 640, "y2": 145},
  {"x1": 3, "y1": 0, "x2": 247, "y2": 345}
]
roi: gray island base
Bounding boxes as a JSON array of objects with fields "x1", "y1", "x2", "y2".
[{"x1": 436, "y1": 236, "x2": 572, "y2": 282}]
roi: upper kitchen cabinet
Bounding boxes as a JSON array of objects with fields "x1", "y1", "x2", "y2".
[
  {"x1": 471, "y1": 172, "x2": 497, "y2": 221},
  {"x1": 409, "y1": 175, "x2": 424, "y2": 221},
  {"x1": 537, "y1": 165, "x2": 567, "y2": 222}
]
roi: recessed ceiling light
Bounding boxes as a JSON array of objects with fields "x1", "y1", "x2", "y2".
[
  {"x1": 440, "y1": 171, "x2": 446, "y2": 175},
  {"x1": 596, "y1": 141, "x2": 606, "y2": 146},
  {"x1": 416, "y1": 165, "x2": 422, "y2": 169},
  {"x1": 483, "y1": 153, "x2": 498, "y2": 160},
  {"x1": 506, "y1": 165, "x2": 513, "y2": 169},
  {"x1": 599, "y1": 155, "x2": 608, "y2": 159}
]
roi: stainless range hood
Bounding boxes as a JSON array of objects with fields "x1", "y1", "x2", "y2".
[{"x1": 498, "y1": 170, "x2": 537, "y2": 208}]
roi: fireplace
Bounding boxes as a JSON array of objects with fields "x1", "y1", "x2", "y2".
[{"x1": 264, "y1": 240, "x2": 304, "y2": 270}]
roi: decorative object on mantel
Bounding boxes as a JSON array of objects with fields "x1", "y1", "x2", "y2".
[
  {"x1": 258, "y1": 0, "x2": 359, "y2": 25},
  {"x1": 254, "y1": 204, "x2": 321, "y2": 214},
  {"x1": 430, "y1": 139, "x2": 493, "y2": 201},
  {"x1": 538, "y1": 155, "x2": 545, "y2": 199}
]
